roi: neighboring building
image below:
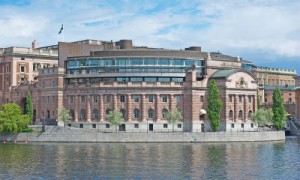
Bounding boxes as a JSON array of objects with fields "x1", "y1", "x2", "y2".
[{"x1": 1, "y1": 39, "x2": 259, "y2": 132}]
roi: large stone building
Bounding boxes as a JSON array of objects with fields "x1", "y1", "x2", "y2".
[{"x1": 0, "y1": 39, "x2": 259, "y2": 132}]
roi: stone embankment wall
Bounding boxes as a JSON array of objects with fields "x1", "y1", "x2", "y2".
[{"x1": 0, "y1": 127, "x2": 285, "y2": 143}]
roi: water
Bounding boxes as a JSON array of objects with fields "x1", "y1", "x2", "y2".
[{"x1": 0, "y1": 137, "x2": 300, "y2": 179}]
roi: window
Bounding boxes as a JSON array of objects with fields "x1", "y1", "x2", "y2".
[
  {"x1": 177, "y1": 124, "x2": 182, "y2": 128},
  {"x1": 92, "y1": 109, "x2": 99, "y2": 120},
  {"x1": 134, "y1": 109, "x2": 140, "y2": 118},
  {"x1": 251, "y1": 123, "x2": 254, "y2": 128},
  {"x1": 92, "y1": 124, "x2": 96, "y2": 128},
  {"x1": 229, "y1": 110, "x2": 233, "y2": 120},
  {"x1": 105, "y1": 95, "x2": 111, "y2": 103},
  {"x1": 162, "y1": 95, "x2": 168, "y2": 102},
  {"x1": 51, "y1": 80, "x2": 56, "y2": 87},
  {"x1": 148, "y1": 109, "x2": 154, "y2": 118},
  {"x1": 241, "y1": 123, "x2": 244, "y2": 128},
  {"x1": 80, "y1": 109, "x2": 86, "y2": 120},
  {"x1": 106, "y1": 109, "x2": 111, "y2": 116},
  {"x1": 20, "y1": 65, "x2": 25, "y2": 73},
  {"x1": 68, "y1": 96, "x2": 74, "y2": 104},
  {"x1": 81, "y1": 96, "x2": 86, "y2": 103},
  {"x1": 231, "y1": 124, "x2": 234, "y2": 128},
  {"x1": 133, "y1": 95, "x2": 139, "y2": 102},
  {"x1": 92, "y1": 96, "x2": 97, "y2": 103},
  {"x1": 47, "y1": 96, "x2": 50, "y2": 103},
  {"x1": 134, "y1": 124, "x2": 139, "y2": 128},
  {"x1": 163, "y1": 124, "x2": 168, "y2": 128},
  {"x1": 120, "y1": 109, "x2": 126, "y2": 119},
  {"x1": 176, "y1": 95, "x2": 181, "y2": 103},
  {"x1": 238, "y1": 110, "x2": 243, "y2": 119},
  {"x1": 248, "y1": 96, "x2": 251, "y2": 103},
  {"x1": 239, "y1": 95, "x2": 242, "y2": 103},
  {"x1": 200, "y1": 96, "x2": 204, "y2": 102},
  {"x1": 106, "y1": 124, "x2": 110, "y2": 128},
  {"x1": 80, "y1": 124, "x2": 83, "y2": 128},
  {"x1": 120, "y1": 95, "x2": 125, "y2": 102},
  {"x1": 200, "y1": 114, "x2": 205, "y2": 120},
  {"x1": 21, "y1": 57, "x2": 25, "y2": 60},
  {"x1": 248, "y1": 110, "x2": 253, "y2": 119},
  {"x1": 69, "y1": 109, "x2": 74, "y2": 120},
  {"x1": 148, "y1": 95, "x2": 154, "y2": 102},
  {"x1": 162, "y1": 109, "x2": 168, "y2": 119}
]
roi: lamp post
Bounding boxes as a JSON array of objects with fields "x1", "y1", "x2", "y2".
[{"x1": 42, "y1": 115, "x2": 45, "y2": 132}]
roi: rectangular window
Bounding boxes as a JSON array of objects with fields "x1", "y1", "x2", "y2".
[
  {"x1": 177, "y1": 124, "x2": 182, "y2": 128},
  {"x1": 229, "y1": 95, "x2": 233, "y2": 102},
  {"x1": 92, "y1": 124, "x2": 96, "y2": 128},
  {"x1": 162, "y1": 95, "x2": 168, "y2": 102},
  {"x1": 241, "y1": 123, "x2": 244, "y2": 128},
  {"x1": 239, "y1": 96, "x2": 242, "y2": 103},
  {"x1": 106, "y1": 95, "x2": 111, "y2": 103},
  {"x1": 134, "y1": 124, "x2": 139, "y2": 128},
  {"x1": 93, "y1": 96, "x2": 98, "y2": 103},
  {"x1": 80, "y1": 124, "x2": 83, "y2": 128},
  {"x1": 47, "y1": 96, "x2": 50, "y2": 103},
  {"x1": 81, "y1": 96, "x2": 86, "y2": 103},
  {"x1": 148, "y1": 95, "x2": 154, "y2": 102},
  {"x1": 120, "y1": 95, "x2": 125, "y2": 102},
  {"x1": 231, "y1": 124, "x2": 234, "y2": 128},
  {"x1": 68, "y1": 96, "x2": 74, "y2": 103},
  {"x1": 21, "y1": 57, "x2": 25, "y2": 60},
  {"x1": 20, "y1": 65, "x2": 25, "y2": 73},
  {"x1": 200, "y1": 96, "x2": 204, "y2": 102},
  {"x1": 106, "y1": 124, "x2": 110, "y2": 128},
  {"x1": 176, "y1": 95, "x2": 181, "y2": 103},
  {"x1": 133, "y1": 95, "x2": 139, "y2": 102},
  {"x1": 51, "y1": 80, "x2": 56, "y2": 87},
  {"x1": 251, "y1": 123, "x2": 254, "y2": 128},
  {"x1": 163, "y1": 124, "x2": 168, "y2": 128},
  {"x1": 248, "y1": 96, "x2": 251, "y2": 103}
]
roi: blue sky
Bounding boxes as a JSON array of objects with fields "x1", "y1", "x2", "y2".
[{"x1": 0, "y1": 0, "x2": 299, "y2": 75}]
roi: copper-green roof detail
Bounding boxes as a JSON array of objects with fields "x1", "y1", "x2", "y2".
[{"x1": 211, "y1": 69, "x2": 239, "y2": 78}]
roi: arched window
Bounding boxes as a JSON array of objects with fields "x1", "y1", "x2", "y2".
[
  {"x1": 148, "y1": 109, "x2": 154, "y2": 118},
  {"x1": 238, "y1": 110, "x2": 243, "y2": 120},
  {"x1": 134, "y1": 109, "x2": 140, "y2": 118},
  {"x1": 69, "y1": 109, "x2": 74, "y2": 121},
  {"x1": 229, "y1": 110, "x2": 233, "y2": 120},
  {"x1": 162, "y1": 109, "x2": 168, "y2": 119},
  {"x1": 120, "y1": 109, "x2": 126, "y2": 119},
  {"x1": 92, "y1": 109, "x2": 99, "y2": 120},
  {"x1": 248, "y1": 110, "x2": 253, "y2": 119},
  {"x1": 106, "y1": 109, "x2": 111, "y2": 117},
  {"x1": 80, "y1": 109, "x2": 86, "y2": 121}
]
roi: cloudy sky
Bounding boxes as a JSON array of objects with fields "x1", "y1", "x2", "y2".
[{"x1": 0, "y1": 0, "x2": 299, "y2": 74}]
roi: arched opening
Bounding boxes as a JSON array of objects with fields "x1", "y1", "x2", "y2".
[
  {"x1": 69, "y1": 109, "x2": 75, "y2": 121},
  {"x1": 92, "y1": 109, "x2": 99, "y2": 121},
  {"x1": 148, "y1": 108, "x2": 154, "y2": 119},
  {"x1": 162, "y1": 109, "x2": 168, "y2": 119},
  {"x1": 229, "y1": 110, "x2": 233, "y2": 120},
  {"x1": 80, "y1": 109, "x2": 86, "y2": 121},
  {"x1": 248, "y1": 110, "x2": 253, "y2": 120},
  {"x1": 238, "y1": 110, "x2": 243, "y2": 120},
  {"x1": 134, "y1": 109, "x2": 140, "y2": 119},
  {"x1": 120, "y1": 109, "x2": 126, "y2": 119}
]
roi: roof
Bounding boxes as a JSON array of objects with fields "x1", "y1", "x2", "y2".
[
  {"x1": 264, "y1": 85, "x2": 297, "y2": 91},
  {"x1": 210, "y1": 69, "x2": 239, "y2": 78}
]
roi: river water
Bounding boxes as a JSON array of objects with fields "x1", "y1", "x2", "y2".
[{"x1": 0, "y1": 136, "x2": 299, "y2": 179}]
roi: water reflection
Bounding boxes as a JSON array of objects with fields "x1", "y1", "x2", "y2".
[{"x1": 0, "y1": 138, "x2": 300, "y2": 179}]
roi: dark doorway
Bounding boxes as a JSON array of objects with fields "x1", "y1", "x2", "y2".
[
  {"x1": 149, "y1": 124, "x2": 153, "y2": 131},
  {"x1": 119, "y1": 124, "x2": 126, "y2": 131},
  {"x1": 201, "y1": 124, "x2": 205, "y2": 132},
  {"x1": 33, "y1": 109, "x2": 36, "y2": 125}
]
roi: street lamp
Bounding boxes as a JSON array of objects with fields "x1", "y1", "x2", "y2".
[{"x1": 42, "y1": 115, "x2": 45, "y2": 132}]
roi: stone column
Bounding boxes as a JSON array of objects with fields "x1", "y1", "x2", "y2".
[
  {"x1": 234, "y1": 95, "x2": 238, "y2": 122},
  {"x1": 169, "y1": 94, "x2": 175, "y2": 110},
  {"x1": 253, "y1": 95, "x2": 257, "y2": 113},
  {"x1": 142, "y1": 94, "x2": 147, "y2": 121},
  {"x1": 244, "y1": 95, "x2": 248, "y2": 122},
  {"x1": 99, "y1": 94, "x2": 104, "y2": 121},
  {"x1": 113, "y1": 94, "x2": 118, "y2": 110},
  {"x1": 127, "y1": 94, "x2": 132, "y2": 121},
  {"x1": 74, "y1": 95, "x2": 78, "y2": 122},
  {"x1": 86, "y1": 95, "x2": 91, "y2": 122},
  {"x1": 156, "y1": 94, "x2": 161, "y2": 121}
]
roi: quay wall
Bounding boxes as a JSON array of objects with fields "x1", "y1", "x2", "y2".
[{"x1": 0, "y1": 127, "x2": 285, "y2": 143}]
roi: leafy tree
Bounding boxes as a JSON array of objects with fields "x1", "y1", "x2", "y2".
[
  {"x1": 25, "y1": 92, "x2": 33, "y2": 124},
  {"x1": 107, "y1": 109, "x2": 123, "y2": 132},
  {"x1": 272, "y1": 87, "x2": 286, "y2": 130},
  {"x1": 207, "y1": 80, "x2": 223, "y2": 132},
  {"x1": 58, "y1": 107, "x2": 71, "y2": 127},
  {"x1": 0, "y1": 103, "x2": 30, "y2": 132},
  {"x1": 251, "y1": 108, "x2": 273, "y2": 127},
  {"x1": 166, "y1": 108, "x2": 182, "y2": 132}
]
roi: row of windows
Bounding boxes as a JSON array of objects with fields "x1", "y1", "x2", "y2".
[
  {"x1": 67, "y1": 77, "x2": 185, "y2": 83},
  {"x1": 228, "y1": 95, "x2": 253, "y2": 103},
  {"x1": 67, "y1": 58, "x2": 204, "y2": 68},
  {"x1": 228, "y1": 110, "x2": 253, "y2": 119},
  {"x1": 69, "y1": 108, "x2": 175, "y2": 120},
  {"x1": 68, "y1": 95, "x2": 182, "y2": 103},
  {"x1": 67, "y1": 68, "x2": 203, "y2": 74},
  {"x1": 77, "y1": 123, "x2": 182, "y2": 129}
]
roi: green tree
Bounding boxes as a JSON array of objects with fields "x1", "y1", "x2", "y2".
[
  {"x1": 25, "y1": 92, "x2": 33, "y2": 124},
  {"x1": 58, "y1": 107, "x2": 71, "y2": 127},
  {"x1": 272, "y1": 87, "x2": 286, "y2": 130},
  {"x1": 107, "y1": 109, "x2": 123, "y2": 132},
  {"x1": 0, "y1": 103, "x2": 30, "y2": 132},
  {"x1": 166, "y1": 108, "x2": 182, "y2": 132},
  {"x1": 207, "y1": 80, "x2": 223, "y2": 132},
  {"x1": 251, "y1": 108, "x2": 273, "y2": 127}
]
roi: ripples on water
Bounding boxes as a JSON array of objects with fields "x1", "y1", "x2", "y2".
[{"x1": 0, "y1": 137, "x2": 299, "y2": 179}]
